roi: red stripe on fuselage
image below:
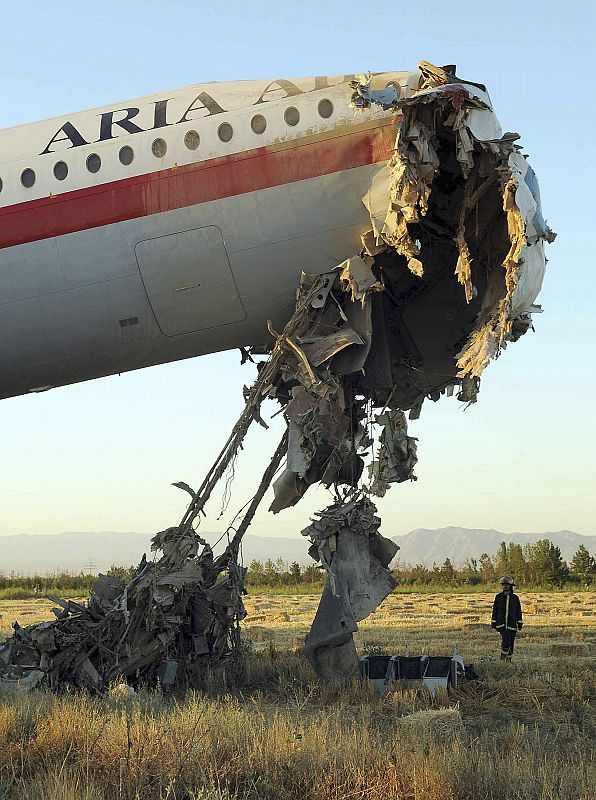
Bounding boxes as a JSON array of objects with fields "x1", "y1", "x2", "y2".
[{"x1": 0, "y1": 121, "x2": 396, "y2": 250}]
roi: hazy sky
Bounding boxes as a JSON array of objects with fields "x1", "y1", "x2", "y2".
[{"x1": 0, "y1": 0, "x2": 594, "y2": 542}]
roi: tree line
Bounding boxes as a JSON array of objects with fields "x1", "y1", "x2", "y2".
[
  {"x1": 243, "y1": 539, "x2": 595, "y2": 590},
  {"x1": 392, "y1": 540, "x2": 595, "y2": 589},
  {"x1": 0, "y1": 539, "x2": 593, "y2": 598}
]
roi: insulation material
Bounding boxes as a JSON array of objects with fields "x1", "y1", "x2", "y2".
[
  {"x1": 300, "y1": 328, "x2": 364, "y2": 367},
  {"x1": 454, "y1": 226, "x2": 476, "y2": 303},
  {"x1": 339, "y1": 256, "x2": 384, "y2": 304}
]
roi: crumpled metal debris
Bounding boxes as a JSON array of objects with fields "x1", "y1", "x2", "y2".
[
  {"x1": 266, "y1": 262, "x2": 388, "y2": 515},
  {"x1": 0, "y1": 526, "x2": 247, "y2": 692},
  {"x1": 350, "y1": 74, "x2": 400, "y2": 111},
  {"x1": 368, "y1": 409, "x2": 418, "y2": 497},
  {"x1": 302, "y1": 499, "x2": 398, "y2": 685},
  {"x1": 352, "y1": 61, "x2": 555, "y2": 406},
  {"x1": 0, "y1": 61, "x2": 554, "y2": 692}
]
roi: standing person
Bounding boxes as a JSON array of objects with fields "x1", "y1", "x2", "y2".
[{"x1": 491, "y1": 576, "x2": 523, "y2": 661}]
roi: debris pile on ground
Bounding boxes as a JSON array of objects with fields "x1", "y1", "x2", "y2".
[
  {"x1": 0, "y1": 525, "x2": 247, "y2": 691},
  {"x1": 0, "y1": 62, "x2": 554, "y2": 691}
]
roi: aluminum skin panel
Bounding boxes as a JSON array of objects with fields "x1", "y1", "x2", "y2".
[{"x1": 135, "y1": 226, "x2": 245, "y2": 336}]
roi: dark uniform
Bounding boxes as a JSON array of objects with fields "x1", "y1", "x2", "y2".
[{"x1": 491, "y1": 591, "x2": 523, "y2": 659}]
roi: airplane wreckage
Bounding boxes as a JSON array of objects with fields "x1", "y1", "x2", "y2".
[{"x1": 0, "y1": 63, "x2": 554, "y2": 691}]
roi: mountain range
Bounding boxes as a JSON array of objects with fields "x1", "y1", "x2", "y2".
[
  {"x1": 392, "y1": 527, "x2": 595, "y2": 567},
  {"x1": 0, "y1": 527, "x2": 593, "y2": 574}
]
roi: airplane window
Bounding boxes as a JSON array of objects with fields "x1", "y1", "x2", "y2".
[
  {"x1": 119, "y1": 146, "x2": 134, "y2": 166},
  {"x1": 184, "y1": 130, "x2": 200, "y2": 150},
  {"x1": 284, "y1": 107, "x2": 300, "y2": 126},
  {"x1": 251, "y1": 114, "x2": 267, "y2": 134},
  {"x1": 218, "y1": 123, "x2": 233, "y2": 143},
  {"x1": 21, "y1": 169, "x2": 36, "y2": 188},
  {"x1": 86, "y1": 154, "x2": 101, "y2": 174},
  {"x1": 152, "y1": 138, "x2": 167, "y2": 158},
  {"x1": 53, "y1": 161, "x2": 68, "y2": 181},
  {"x1": 318, "y1": 99, "x2": 333, "y2": 119}
]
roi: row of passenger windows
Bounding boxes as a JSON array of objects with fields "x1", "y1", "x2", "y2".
[{"x1": 0, "y1": 99, "x2": 335, "y2": 194}]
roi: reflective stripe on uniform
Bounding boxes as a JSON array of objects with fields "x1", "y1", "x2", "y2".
[{"x1": 504, "y1": 593, "x2": 518, "y2": 630}]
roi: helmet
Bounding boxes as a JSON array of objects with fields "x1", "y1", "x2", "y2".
[{"x1": 499, "y1": 575, "x2": 515, "y2": 586}]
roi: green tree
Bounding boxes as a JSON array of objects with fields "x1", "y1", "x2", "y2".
[
  {"x1": 525, "y1": 539, "x2": 569, "y2": 587},
  {"x1": 303, "y1": 563, "x2": 323, "y2": 584},
  {"x1": 275, "y1": 557, "x2": 286, "y2": 573},
  {"x1": 569, "y1": 545, "x2": 595, "y2": 585},
  {"x1": 263, "y1": 559, "x2": 280, "y2": 586},
  {"x1": 411, "y1": 564, "x2": 431, "y2": 585},
  {"x1": 107, "y1": 564, "x2": 136, "y2": 582},
  {"x1": 508, "y1": 543, "x2": 527, "y2": 584},
  {"x1": 288, "y1": 562, "x2": 302, "y2": 582},
  {"x1": 247, "y1": 559, "x2": 265, "y2": 585},
  {"x1": 462, "y1": 558, "x2": 483, "y2": 586},
  {"x1": 439, "y1": 558, "x2": 456, "y2": 584},
  {"x1": 478, "y1": 553, "x2": 495, "y2": 582},
  {"x1": 494, "y1": 542, "x2": 509, "y2": 577}
]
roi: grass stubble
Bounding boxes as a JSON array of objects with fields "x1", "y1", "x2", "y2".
[{"x1": 0, "y1": 592, "x2": 594, "y2": 800}]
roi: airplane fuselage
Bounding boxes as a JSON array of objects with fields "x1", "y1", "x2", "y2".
[{"x1": 0, "y1": 73, "x2": 417, "y2": 399}]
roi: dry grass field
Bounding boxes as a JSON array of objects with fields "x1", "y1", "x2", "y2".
[{"x1": 0, "y1": 591, "x2": 595, "y2": 800}]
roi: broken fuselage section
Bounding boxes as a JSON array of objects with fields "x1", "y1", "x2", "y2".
[
  {"x1": 264, "y1": 62, "x2": 554, "y2": 681},
  {"x1": 351, "y1": 63, "x2": 555, "y2": 411}
]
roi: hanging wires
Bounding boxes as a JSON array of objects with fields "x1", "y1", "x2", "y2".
[
  {"x1": 217, "y1": 453, "x2": 237, "y2": 520},
  {"x1": 176, "y1": 275, "x2": 328, "y2": 534}
]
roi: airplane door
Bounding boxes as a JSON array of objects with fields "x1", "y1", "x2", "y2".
[{"x1": 135, "y1": 226, "x2": 246, "y2": 336}]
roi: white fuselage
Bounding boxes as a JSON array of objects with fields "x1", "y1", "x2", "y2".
[{"x1": 0, "y1": 72, "x2": 418, "y2": 400}]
